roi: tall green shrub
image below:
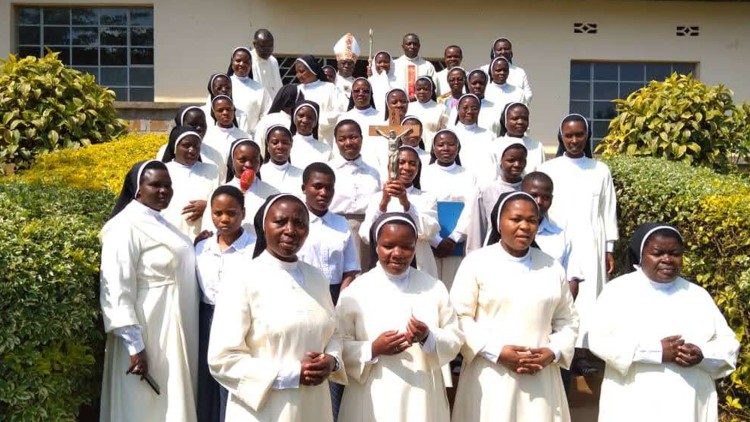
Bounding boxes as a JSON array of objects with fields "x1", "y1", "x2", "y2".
[
  {"x1": 597, "y1": 74, "x2": 750, "y2": 173},
  {"x1": 607, "y1": 156, "x2": 750, "y2": 419},
  {"x1": 0, "y1": 181, "x2": 114, "y2": 420},
  {"x1": 0, "y1": 51, "x2": 128, "y2": 174}
]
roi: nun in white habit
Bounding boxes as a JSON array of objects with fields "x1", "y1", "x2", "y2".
[
  {"x1": 449, "y1": 94, "x2": 499, "y2": 188},
  {"x1": 261, "y1": 125, "x2": 304, "y2": 195},
  {"x1": 99, "y1": 160, "x2": 199, "y2": 422},
  {"x1": 339, "y1": 77, "x2": 380, "y2": 139},
  {"x1": 589, "y1": 223, "x2": 739, "y2": 422},
  {"x1": 294, "y1": 55, "x2": 347, "y2": 147},
  {"x1": 161, "y1": 126, "x2": 219, "y2": 239},
  {"x1": 226, "y1": 47, "x2": 272, "y2": 137},
  {"x1": 254, "y1": 84, "x2": 299, "y2": 159},
  {"x1": 208, "y1": 193, "x2": 347, "y2": 422},
  {"x1": 202, "y1": 95, "x2": 252, "y2": 184},
  {"x1": 200, "y1": 73, "x2": 249, "y2": 130},
  {"x1": 290, "y1": 101, "x2": 332, "y2": 170},
  {"x1": 368, "y1": 51, "x2": 397, "y2": 114},
  {"x1": 407, "y1": 76, "x2": 448, "y2": 152},
  {"x1": 480, "y1": 37, "x2": 533, "y2": 103},
  {"x1": 483, "y1": 57, "x2": 526, "y2": 112}
]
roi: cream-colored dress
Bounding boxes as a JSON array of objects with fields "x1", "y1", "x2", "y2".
[
  {"x1": 208, "y1": 252, "x2": 347, "y2": 422},
  {"x1": 359, "y1": 186, "x2": 440, "y2": 278},
  {"x1": 99, "y1": 201, "x2": 199, "y2": 422},
  {"x1": 162, "y1": 161, "x2": 219, "y2": 239},
  {"x1": 589, "y1": 270, "x2": 739, "y2": 422},
  {"x1": 450, "y1": 244, "x2": 578, "y2": 422},
  {"x1": 336, "y1": 265, "x2": 463, "y2": 422}
]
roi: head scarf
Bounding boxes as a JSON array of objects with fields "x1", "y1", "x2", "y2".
[
  {"x1": 173, "y1": 105, "x2": 204, "y2": 127},
  {"x1": 295, "y1": 55, "x2": 327, "y2": 83},
  {"x1": 268, "y1": 83, "x2": 302, "y2": 114},
  {"x1": 399, "y1": 115, "x2": 426, "y2": 151},
  {"x1": 368, "y1": 212, "x2": 418, "y2": 271},
  {"x1": 210, "y1": 95, "x2": 239, "y2": 128},
  {"x1": 370, "y1": 50, "x2": 395, "y2": 78},
  {"x1": 429, "y1": 128, "x2": 462, "y2": 166},
  {"x1": 628, "y1": 223, "x2": 684, "y2": 269},
  {"x1": 263, "y1": 124, "x2": 294, "y2": 164},
  {"x1": 497, "y1": 136, "x2": 527, "y2": 161},
  {"x1": 415, "y1": 76, "x2": 437, "y2": 102},
  {"x1": 290, "y1": 100, "x2": 320, "y2": 140},
  {"x1": 226, "y1": 46, "x2": 253, "y2": 78},
  {"x1": 225, "y1": 138, "x2": 261, "y2": 183},
  {"x1": 206, "y1": 73, "x2": 231, "y2": 98},
  {"x1": 347, "y1": 77, "x2": 376, "y2": 111},
  {"x1": 455, "y1": 93, "x2": 481, "y2": 125},
  {"x1": 108, "y1": 160, "x2": 167, "y2": 220},
  {"x1": 556, "y1": 113, "x2": 593, "y2": 158},
  {"x1": 447, "y1": 66, "x2": 469, "y2": 94},
  {"x1": 382, "y1": 88, "x2": 408, "y2": 121},
  {"x1": 490, "y1": 37, "x2": 513, "y2": 64},
  {"x1": 161, "y1": 126, "x2": 201, "y2": 163},
  {"x1": 489, "y1": 56, "x2": 511, "y2": 84},
  {"x1": 394, "y1": 144, "x2": 422, "y2": 189},
  {"x1": 498, "y1": 102, "x2": 529, "y2": 137},
  {"x1": 252, "y1": 193, "x2": 308, "y2": 258},
  {"x1": 484, "y1": 191, "x2": 540, "y2": 247}
]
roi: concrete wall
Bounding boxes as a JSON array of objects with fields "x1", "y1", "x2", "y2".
[{"x1": 2, "y1": 0, "x2": 749, "y2": 145}]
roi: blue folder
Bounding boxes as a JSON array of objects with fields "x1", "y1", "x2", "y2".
[{"x1": 437, "y1": 201, "x2": 465, "y2": 256}]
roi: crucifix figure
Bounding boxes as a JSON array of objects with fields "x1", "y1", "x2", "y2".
[{"x1": 368, "y1": 108, "x2": 422, "y2": 179}]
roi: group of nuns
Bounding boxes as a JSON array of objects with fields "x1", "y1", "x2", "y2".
[{"x1": 98, "y1": 28, "x2": 739, "y2": 422}]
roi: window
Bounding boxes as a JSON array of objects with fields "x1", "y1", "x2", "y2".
[
  {"x1": 15, "y1": 6, "x2": 154, "y2": 101},
  {"x1": 569, "y1": 61, "x2": 697, "y2": 144}
]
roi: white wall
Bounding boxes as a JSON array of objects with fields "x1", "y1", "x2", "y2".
[{"x1": 2, "y1": 0, "x2": 749, "y2": 146}]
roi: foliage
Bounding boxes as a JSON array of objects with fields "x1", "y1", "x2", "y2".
[
  {"x1": 16, "y1": 132, "x2": 166, "y2": 193},
  {"x1": 597, "y1": 74, "x2": 750, "y2": 173},
  {"x1": 0, "y1": 181, "x2": 115, "y2": 420},
  {"x1": 607, "y1": 156, "x2": 750, "y2": 419},
  {"x1": 0, "y1": 51, "x2": 128, "y2": 175}
]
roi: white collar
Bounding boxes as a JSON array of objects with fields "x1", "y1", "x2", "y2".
[
  {"x1": 259, "y1": 250, "x2": 300, "y2": 271},
  {"x1": 353, "y1": 106, "x2": 377, "y2": 115},
  {"x1": 217, "y1": 125, "x2": 235, "y2": 133},
  {"x1": 267, "y1": 160, "x2": 290, "y2": 171},
  {"x1": 457, "y1": 122, "x2": 479, "y2": 131},
  {"x1": 435, "y1": 162, "x2": 458, "y2": 172},
  {"x1": 538, "y1": 216, "x2": 562, "y2": 235},
  {"x1": 204, "y1": 229, "x2": 255, "y2": 254},
  {"x1": 334, "y1": 155, "x2": 363, "y2": 168},
  {"x1": 308, "y1": 209, "x2": 332, "y2": 224},
  {"x1": 378, "y1": 262, "x2": 411, "y2": 285},
  {"x1": 405, "y1": 185, "x2": 416, "y2": 194},
  {"x1": 496, "y1": 242, "x2": 532, "y2": 263},
  {"x1": 233, "y1": 75, "x2": 250, "y2": 82},
  {"x1": 132, "y1": 200, "x2": 163, "y2": 219},
  {"x1": 295, "y1": 133, "x2": 315, "y2": 141}
]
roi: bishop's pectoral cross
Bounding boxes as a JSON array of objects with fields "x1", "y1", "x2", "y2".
[{"x1": 368, "y1": 108, "x2": 421, "y2": 179}]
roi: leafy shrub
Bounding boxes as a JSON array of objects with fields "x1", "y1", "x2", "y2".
[
  {"x1": 597, "y1": 74, "x2": 750, "y2": 173},
  {"x1": 0, "y1": 181, "x2": 115, "y2": 420},
  {"x1": 16, "y1": 132, "x2": 166, "y2": 193},
  {"x1": 607, "y1": 156, "x2": 750, "y2": 418},
  {"x1": 0, "y1": 52, "x2": 128, "y2": 175}
]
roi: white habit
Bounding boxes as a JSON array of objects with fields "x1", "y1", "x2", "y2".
[
  {"x1": 202, "y1": 125, "x2": 252, "y2": 183},
  {"x1": 251, "y1": 48, "x2": 283, "y2": 100},
  {"x1": 298, "y1": 80, "x2": 347, "y2": 147},
  {"x1": 291, "y1": 133, "x2": 332, "y2": 171},
  {"x1": 162, "y1": 161, "x2": 219, "y2": 238},
  {"x1": 230, "y1": 75, "x2": 272, "y2": 136},
  {"x1": 407, "y1": 100, "x2": 448, "y2": 152},
  {"x1": 261, "y1": 161, "x2": 303, "y2": 195},
  {"x1": 481, "y1": 62, "x2": 533, "y2": 103}
]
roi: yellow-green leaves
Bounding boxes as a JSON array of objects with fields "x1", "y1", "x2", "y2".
[
  {"x1": 598, "y1": 74, "x2": 750, "y2": 173},
  {"x1": 0, "y1": 52, "x2": 128, "y2": 175}
]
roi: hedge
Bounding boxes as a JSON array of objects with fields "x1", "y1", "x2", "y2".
[
  {"x1": 606, "y1": 156, "x2": 750, "y2": 418},
  {"x1": 16, "y1": 132, "x2": 166, "y2": 193},
  {"x1": 0, "y1": 181, "x2": 115, "y2": 420}
]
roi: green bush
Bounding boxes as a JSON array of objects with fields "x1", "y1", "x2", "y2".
[
  {"x1": 0, "y1": 51, "x2": 128, "y2": 175},
  {"x1": 0, "y1": 181, "x2": 115, "y2": 420},
  {"x1": 607, "y1": 156, "x2": 750, "y2": 418},
  {"x1": 598, "y1": 74, "x2": 750, "y2": 173},
  {"x1": 15, "y1": 132, "x2": 166, "y2": 193}
]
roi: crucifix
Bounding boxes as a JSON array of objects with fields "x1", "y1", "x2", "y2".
[{"x1": 368, "y1": 108, "x2": 421, "y2": 179}]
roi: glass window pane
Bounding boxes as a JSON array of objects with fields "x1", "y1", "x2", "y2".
[
  {"x1": 100, "y1": 67, "x2": 128, "y2": 86},
  {"x1": 46, "y1": 47, "x2": 70, "y2": 65},
  {"x1": 71, "y1": 8, "x2": 97, "y2": 25},
  {"x1": 593, "y1": 82, "x2": 618, "y2": 100},
  {"x1": 44, "y1": 26, "x2": 70, "y2": 45},
  {"x1": 18, "y1": 8, "x2": 41, "y2": 24},
  {"x1": 72, "y1": 27, "x2": 97, "y2": 46},
  {"x1": 593, "y1": 101, "x2": 617, "y2": 120},
  {"x1": 99, "y1": 8, "x2": 127, "y2": 25},
  {"x1": 111, "y1": 87, "x2": 128, "y2": 100},
  {"x1": 73, "y1": 66, "x2": 99, "y2": 81},
  {"x1": 646, "y1": 63, "x2": 671, "y2": 81},
  {"x1": 593, "y1": 63, "x2": 618, "y2": 80},
  {"x1": 131, "y1": 48, "x2": 153, "y2": 65},
  {"x1": 100, "y1": 27, "x2": 127, "y2": 45},
  {"x1": 18, "y1": 26, "x2": 40, "y2": 45},
  {"x1": 17, "y1": 46, "x2": 41, "y2": 58},
  {"x1": 569, "y1": 101, "x2": 590, "y2": 118},
  {"x1": 130, "y1": 67, "x2": 153, "y2": 86},
  {"x1": 673, "y1": 62, "x2": 696, "y2": 76},
  {"x1": 570, "y1": 62, "x2": 590, "y2": 81},
  {"x1": 129, "y1": 87, "x2": 154, "y2": 101},
  {"x1": 43, "y1": 8, "x2": 70, "y2": 25},
  {"x1": 593, "y1": 120, "x2": 610, "y2": 140},
  {"x1": 101, "y1": 47, "x2": 127, "y2": 65},
  {"x1": 130, "y1": 27, "x2": 153, "y2": 46},
  {"x1": 570, "y1": 82, "x2": 590, "y2": 100},
  {"x1": 620, "y1": 82, "x2": 644, "y2": 98},
  {"x1": 619, "y1": 63, "x2": 644, "y2": 82},
  {"x1": 72, "y1": 47, "x2": 98, "y2": 65},
  {"x1": 130, "y1": 9, "x2": 153, "y2": 26}
]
